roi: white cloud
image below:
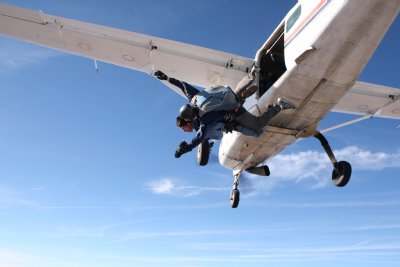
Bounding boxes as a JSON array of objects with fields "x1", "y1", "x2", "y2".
[
  {"x1": 248, "y1": 199, "x2": 400, "y2": 209},
  {"x1": 356, "y1": 224, "x2": 400, "y2": 231},
  {"x1": 147, "y1": 146, "x2": 400, "y2": 197},
  {"x1": 146, "y1": 178, "x2": 227, "y2": 197},
  {"x1": 118, "y1": 229, "x2": 236, "y2": 242},
  {"x1": 336, "y1": 146, "x2": 400, "y2": 170},
  {"x1": 255, "y1": 145, "x2": 400, "y2": 192},
  {"x1": 0, "y1": 185, "x2": 38, "y2": 208},
  {"x1": 176, "y1": 240, "x2": 400, "y2": 264},
  {"x1": 220, "y1": 146, "x2": 400, "y2": 197},
  {"x1": 148, "y1": 179, "x2": 175, "y2": 194},
  {"x1": 238, "y1": 242, "x2": 400, "y2": 262},
  {"x1": 0, "y1": 247, "x2": 41, "y2": 267},
  {"x1": 56, "y1": 221, "x2": 140, "y2": 239},
  {"x1": 77, "y1": 241, "x2": 400, "y2": 264}
]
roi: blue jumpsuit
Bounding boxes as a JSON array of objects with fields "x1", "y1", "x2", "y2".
[{"x1": 169, "y1": 78, "x2": 262, "y2": 150}]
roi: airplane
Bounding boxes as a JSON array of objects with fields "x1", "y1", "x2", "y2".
[{"x1": 0, "y1": 0, "x2": 399, "y2": 208}]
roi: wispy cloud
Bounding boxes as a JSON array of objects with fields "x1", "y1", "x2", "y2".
[
  {"x1": 0, "y1": 247, "x2": 42, "y2": 267},
  {"x1": 238, "y1": 242, "x2": 400, "y2": 263},
  {"x1": 56, "y1": 221, "x2": 141, "y2": 239},
  {"x1": 118, "y1": 229, "x2": 237, "y2": 242},
  {"x1": 0, "y1": 185, "x2": 38, "y2": 208},
  {"x1": 244, "y1": 145, "x2": 400, "y2": 195},
  {"x1": 0, "y1": 38, "x2": 61, "y2": 72},
  {"x1": 270, "y1": 146, "x2": 400, "y2": 176},
  {"x1": 174, "y1": 241, "x2": 400, "y2": 265},
  {"x1": 146, "y1": 178, "x2": 228, "y2": 197},
  {"x1": 336, "y1": 146, "x2": 400, "y2": 170},
  {"x1": 147, "y1": 146, "x2": 400, "y2": 197},
  {"x1": 356, "y1": 224, "x2": 400, "y2": 231},
  {"x1": 72, "y1": 241, "x2": 400, "y2": 265},
  {"x1": 246, "y1": 199, "x2": 400, "y2": 209}
]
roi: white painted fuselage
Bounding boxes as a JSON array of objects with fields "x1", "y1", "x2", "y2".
[{"x1": 219, "y1": 0, "x2": 400, "y2": 172}]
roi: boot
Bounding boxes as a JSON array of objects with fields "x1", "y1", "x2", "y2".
[{"x1": 277, "y1": 98, "x2": 296, "y2": 110}]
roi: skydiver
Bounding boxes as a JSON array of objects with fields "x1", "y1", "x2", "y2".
[{"x1": 153, "y1": 70, "x2": 296, "y2": 158}]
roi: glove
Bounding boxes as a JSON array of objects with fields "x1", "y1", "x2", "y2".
[
  {"x1": 223, "y1": 121, "x2": 236, "y2": 133},
  {"x1": 223, "y1": 112, "x2": 235, "y2": 123},
  {"x1": 154, "y1": 70, "x2": 168, "y2": 80},
  {"x1": 174, "y1": 141, "x2": 192, "y2": 158},
  {"x1": 175, "y1": 150, "x2": 183, "y2": 158}
]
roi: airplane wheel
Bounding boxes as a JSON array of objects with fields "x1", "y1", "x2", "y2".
[
  {"x1": 332, "y1": 161, "x2": 352, "y2": 187},
  {"x1": 230, "y1": 189, "x2": 240, "y2": 208},
  {"x1": 196, "y1": 140, "x2": 210, "y2": 166}
]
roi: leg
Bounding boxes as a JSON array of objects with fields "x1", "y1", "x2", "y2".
[
  {"x1": 235, "y1": 125, "x2": 263, "y2": 137},
  {"x1": 234, "y1": 68, "x2": 258, "y2": 100},
  {"x1": 235, "y1": 105, "x2": 281, "y2": 131}
]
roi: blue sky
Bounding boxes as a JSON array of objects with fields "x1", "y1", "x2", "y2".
[{"x1": 0, "y1": 1, "x2": 399, "y2": 267}]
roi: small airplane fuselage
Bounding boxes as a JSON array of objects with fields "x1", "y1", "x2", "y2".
[{"x1": 218, "y1": 0, "x2": 400, "y2": 172}]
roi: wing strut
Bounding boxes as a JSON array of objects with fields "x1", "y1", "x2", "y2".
[
  {"x1": 322, "y1": 92, "x2": 400, "y2": 134},
  {"x1": 320, "y1": 114, "x2": 373, "y2": 133}
]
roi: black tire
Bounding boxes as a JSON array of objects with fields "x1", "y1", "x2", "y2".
[
  {"x1": 332, "y1": 161, "x2": 352, "y2": 187},
  {"x1": 196, "y1": 140, "x2": 210, "y2": 166},
  {"x1": 230, "y1": 189, "x2": 240, "y2": 208}
]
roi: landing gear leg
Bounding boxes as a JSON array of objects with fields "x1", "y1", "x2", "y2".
[
  {"x1": 230, "y1": 172, "x2": 241, "y2": 208},
  {"x1": 314, "y1": 131, "x2": 352, "y2": 187}
]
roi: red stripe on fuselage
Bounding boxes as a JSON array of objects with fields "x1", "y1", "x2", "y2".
[{"x1": 284, "y1": 0, "x2": 329, "y2": 46}]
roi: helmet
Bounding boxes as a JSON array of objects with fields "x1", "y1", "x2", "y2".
[{"x1": 179, "y1": 104, "x2": 197, "y2": 120}]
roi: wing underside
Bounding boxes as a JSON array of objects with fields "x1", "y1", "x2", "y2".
[
  {"x1": 333, "y1": 81, "x2": 400, "y2": 120},
  {"x1": 2, "y1": 4, "x2": 399, "y2": 119},
  {"x1": 0, "y1": 3, "x2": 254, "y2": 95}
]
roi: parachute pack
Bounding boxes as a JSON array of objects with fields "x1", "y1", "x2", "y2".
[{"x1": 190, "y1": 86, "x2": 238, "y2": 117}]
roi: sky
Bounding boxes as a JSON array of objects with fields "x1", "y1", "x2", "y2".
[{"x1": 0, "y1": 1, "x2": 399, "y2": 267}]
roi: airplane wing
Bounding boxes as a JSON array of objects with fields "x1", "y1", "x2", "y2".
[
  {"x1": 3, "y1": 4, "x2": 398, "y2": 118},
  {"x1": 333, "y1": 81, "x2": 400, "y2": 119},
  {"x1": 0, "y1": 3, "x2": 254, "y2": 97}
]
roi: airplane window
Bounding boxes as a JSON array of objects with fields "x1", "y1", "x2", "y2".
[{"x1": 286, "y1": 5, "x2": 302, "y2": 33}]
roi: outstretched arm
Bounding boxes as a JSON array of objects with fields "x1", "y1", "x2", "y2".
[
  {"x1": 174, "y1": 124, "x2": 208, "y2": 158},
  {"x1": 154, "y1": 70, "x2": 199, "y2": 101}
]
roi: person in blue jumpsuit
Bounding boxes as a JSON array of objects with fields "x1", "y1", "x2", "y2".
[
  {"x1": 154, "y1": 70, "x2": 295, "y2": 158},
  {"x1": 175, "y1": 115, "x2": 263, "y2": 154}
]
